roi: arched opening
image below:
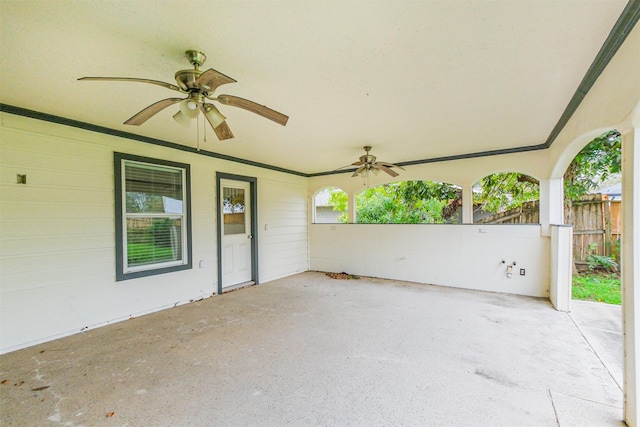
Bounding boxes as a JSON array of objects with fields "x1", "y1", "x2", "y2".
[
  {"x1": 472, "y1": 173, "x2": 540, "y2": 224},
  {"x1": 562, "y1": 129, "x2": 622, "y2": 304},
  {"x1": 354, "y1": 180, "x2": 462, "y2": 224},
  {"x1": 313, "y1": 187, "x2": 348, "y2": 224}
]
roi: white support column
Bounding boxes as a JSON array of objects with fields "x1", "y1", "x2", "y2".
[
  {"x1": 348, "y1": 192, "x2": 357, "y2": 224},
  {"x1": 539, "y1": 178, "x2": 564, "y2": 237},
  {"x1": 309, "y1": 192, "x2": 316, "y2": 225},
  {"x1": 549, "y1": 225, "x2": 573, "y2": 312},
  {"x1": 623, "y1": 127, "x2": 640, "y2": 427},
  {"x1": 462, "y1": 185, "x2": 474, "y2": 224}
]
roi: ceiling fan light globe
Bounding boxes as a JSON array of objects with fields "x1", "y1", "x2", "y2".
[
  {"x1": 204, "y1": 105, "x2": 226, "y2": 128},
  {"x1": 172, "y1": 110, "x2": 191, "y2": 127},
  {"x1": 180, "y1": 99, "x2": 200, "y2": 119}
]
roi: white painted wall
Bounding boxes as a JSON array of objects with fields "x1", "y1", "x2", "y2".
[
  {"x1": 257, "y1": 177, "x2": 308, "y2": 282},
  {"x1": 0, "y1": 113, "x2": 308, "y2": 353},
  {"x1": 310, "y1": 223, "x2": 549, "y2": 298}
]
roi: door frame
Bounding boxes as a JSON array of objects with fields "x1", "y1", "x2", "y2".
[{"x1": 216, "y1": 172, "x2": 258, "y2": 294}]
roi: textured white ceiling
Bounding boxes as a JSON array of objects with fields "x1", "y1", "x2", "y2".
[{"x1": 0, "y1": 0, "x2": 629, "y2": 174}]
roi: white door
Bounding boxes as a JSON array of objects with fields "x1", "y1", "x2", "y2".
[{"x1": 221, "y1": 179, "x2": 252, "y2": 288}]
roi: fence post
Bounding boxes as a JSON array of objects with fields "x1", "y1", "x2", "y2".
[{"x1": 604, "y1": 196, "x2": 613, "y2": 257}]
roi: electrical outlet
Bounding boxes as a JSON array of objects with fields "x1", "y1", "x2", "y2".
[{"x1": 520, "y1": 268, "x2": 525, "y2": 276}]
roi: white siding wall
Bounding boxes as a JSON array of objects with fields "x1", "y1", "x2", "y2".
[
  {"x1": 0, "y1": 113, "x2": 308, "y2": 353},
  {"x1": 258, "y1": 178, "x2": 309, "y2": 282},
  {"x1": 310, "y1": 224, "x2": 549, "y2": 298}
]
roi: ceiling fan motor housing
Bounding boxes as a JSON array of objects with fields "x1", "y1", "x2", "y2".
[
  {"x1": 174, "y1": 50, "x2": 210, "y2": 92},
  {"x1": 360, "y1": 154, "x2": 376, "y2": 164},
  {"x1": 174, "y1": 69, "x2": 206, "y2": 92}
]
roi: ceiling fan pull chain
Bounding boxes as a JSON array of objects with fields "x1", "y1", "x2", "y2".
[
  {"x1": 203, "y1": 113, "x2": 208, "y2": 143},
  {"x1": 196, "y1": 114, "x2": 201, "y2": 151}
]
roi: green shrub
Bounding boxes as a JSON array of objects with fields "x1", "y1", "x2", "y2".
[
  {"x1": 585, "y1": 242, "x2": 618, "y2": 272},
  {"x1": 585, "y1": 253, "x2": 618, "y2": 272}
]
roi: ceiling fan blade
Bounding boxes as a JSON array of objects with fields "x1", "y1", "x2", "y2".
[
  {"x1": 200, "y1": 104, "x2": 234, "y2": 140},
  {"x1": 336, "y1": 160, "x2": 366, "y2": 171},
  {"x1": 377, "y1": 164, "x2": 399, "y2": 178},
  {"x1": 212, "y1": 122, "x2": 234, "y2": 140},
  {"x1": 196, "y1": 69, "x2": 237, "y2": 92},
  {"x1": 352, "y1": 166, "x2": 366, "y2": 177},
  {"x1": 124, "y1": 98, "x2": 183, "y2": 125},
  {"x1": 216, "y1": 95, "x2": 289, "y2": 126},
  {"x1": 377, "y1": 161, "x2": 406, "y2": 171},
  {"x1": 78, "y1": 77, "x2": 181, "y2": 92}
]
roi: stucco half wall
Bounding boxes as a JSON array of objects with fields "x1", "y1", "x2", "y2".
[{"x1": 310, "y1": 223, "x2": 549, "y2": 298}]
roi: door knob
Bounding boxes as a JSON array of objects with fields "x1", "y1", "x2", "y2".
[{"x1": 247, "y1": 235, "x2": 253, "y2": 239}]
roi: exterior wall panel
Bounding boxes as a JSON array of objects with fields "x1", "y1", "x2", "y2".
[
  {"x1": 258, "y1": 178, "x2": 309, "y2": 282},
  {"x1": 0, "y1": 113, "x2": 309, "y2": 353}
]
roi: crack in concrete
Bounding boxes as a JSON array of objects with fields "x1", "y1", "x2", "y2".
[
  {"x1": 548, "y1": 389, "x2": 561, "y2": 427},
  {"x1": 566, "y1": 311, "x2": 623, "y2": 392}
]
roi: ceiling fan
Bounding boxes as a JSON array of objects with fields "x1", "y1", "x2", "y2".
[
  {"x1": 78, "y1": 50, "x2": 288, "y2": 141},
  {"x1": 341, "y1": 146, "x2": 405, "y2": 178}
]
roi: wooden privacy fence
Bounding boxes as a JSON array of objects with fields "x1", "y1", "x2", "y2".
[
  {"x1": 476, "y1": 194, "x2": 621, "y2": 264},
  {"x1": 571, "y1": 194, "x2": 621, "y2": 264},
  {"x1": 475, "y1": 200, "x2": 540, "y2": 224}
]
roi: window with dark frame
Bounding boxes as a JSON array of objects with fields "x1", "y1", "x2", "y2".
[{"x1": 114, "y1": 153, "x2": 192, "y2": 281}]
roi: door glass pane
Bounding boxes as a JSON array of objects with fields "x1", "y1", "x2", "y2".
[{"x1": 223, "y1": 187, "x2": 246, "y2": 235}]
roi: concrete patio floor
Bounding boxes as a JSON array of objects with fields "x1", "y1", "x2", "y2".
[{"x1": 0, "y1": 272, "x2": 624, "y2": 426}]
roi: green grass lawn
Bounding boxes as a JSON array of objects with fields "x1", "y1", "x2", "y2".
[
  {"x1": 572, "y1": 272, "x2": 621, "y2": 305},
  {"x1": 128, "y1": 242, "x2": 175, "y2": 265}
]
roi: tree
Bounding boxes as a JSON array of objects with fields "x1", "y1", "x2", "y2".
[
  {"x1": 355, "y1": 183, "x2": 448, "y2": 224},
  {"x1": 327, "y1": 188, "x2": 349, "y2": 223},
  {"x1": 564, "y1": 130, "x2": 621, "y2": 200},
  {"x1": 563, "y1": 129, "x2": 621, "y2": 222},
  {"x1": 400, "y1": 181, "x2": 462, "y2": 220},
  {"x1": 328, "y1": 181, "x2": 458, "y2": 224},
  {"x1": 126, "y1": 192, "x2": 162, "y2": 213},
  {"x1": 473, "y1": 173, "x2": 539, "y2": 215}
]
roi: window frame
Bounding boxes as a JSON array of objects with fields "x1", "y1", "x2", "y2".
[{"x1": 114, "y1": 152, "x2": 192, "y2": 281}]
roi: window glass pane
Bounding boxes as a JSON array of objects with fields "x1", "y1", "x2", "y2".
[
  {"x1": 125, "y1": 163, "x2": 183, "y2": 213},
  {"x1": 223, "y1": 188, "x2": 246, "y2": 235},
  {"x1": 127, "y1": 217, "x2": 183, "y2": 267}
]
